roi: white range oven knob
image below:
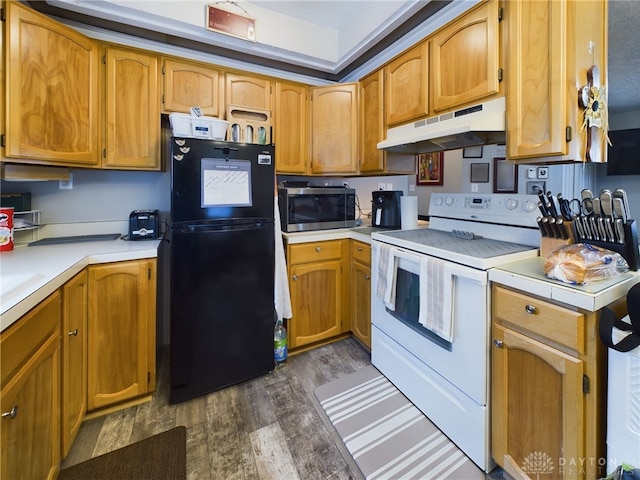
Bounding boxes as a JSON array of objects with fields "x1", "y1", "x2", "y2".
[
  {"x1": 445, "y1": 196, "x2": 454, "y2": 206},
  {"x1": 522, "y1": 200, "x2": 537, "y2": 213},
  {"x1": 505, "y1": 198, "x2": 519, "y2": 210},
  {"x1": 434, "y1": 197, "x2": 443, "y2": 206}
]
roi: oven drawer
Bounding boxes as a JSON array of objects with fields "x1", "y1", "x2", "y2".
[
  {"x1": 493, "y1": 285, "x2": 585, "y2": 353},
  {"x1": 288, "y1": 240, "x2": 343, "y2": 265},
  {"x1": 351, "y1": 240, "x2": 371, "y2": 265}
]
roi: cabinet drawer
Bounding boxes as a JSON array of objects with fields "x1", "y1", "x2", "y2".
[
  {"x1": 493, "y1": 286, "x2": 585, "y2": 353},
  {"x1": 351, "y1": 240, "x2": 371, "y2": 265},
  {"x1": 289, "y1": 240, "x2": 343, "y2": 265},
  {"x1": 1, "y1": 291, "x2": 61, "y2": 385}
]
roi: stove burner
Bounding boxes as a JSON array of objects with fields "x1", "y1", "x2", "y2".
[{"x1": 450, "y1": 230, "x2": 483, "y2": 240}]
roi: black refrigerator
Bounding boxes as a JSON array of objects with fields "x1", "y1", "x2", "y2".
[{"x1": 168, "y1": 138, "x2": 275, "y2": 404}]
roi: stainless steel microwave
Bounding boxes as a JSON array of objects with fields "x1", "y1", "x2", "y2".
[{"x1": 278, "y1": 187, "x2": 357, "y2": 232}]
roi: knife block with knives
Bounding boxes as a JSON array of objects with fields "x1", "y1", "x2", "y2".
[
  {"x1": 571, "y1": 188, "x2": 639, "y2": 271},
  {"x1": 538, "y1": 191, "x2": 577, "y2": 257}
]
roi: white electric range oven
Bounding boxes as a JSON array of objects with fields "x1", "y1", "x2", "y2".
[{"x1": 371, "y1": 193, "x2": 542, "y2": 472}]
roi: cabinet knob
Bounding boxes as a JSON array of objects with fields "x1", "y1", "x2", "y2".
[
  {"x1": 2, "y1": 406, "x2": 18, "y2": 419},
  {"x1": 357, "y1": 246, "x2": 363, "y2": 251},
  {"x1": 524, "y1": 304, "x2": 538, "y2": 315},
  {"x1": 68, "y1": 329, "x2": 79, "y2": 336},
  {"x1": 493, "y1": 339, "x2": 503, "y2": 348},
  {"x1": 315, "y1": 247, "x2": 321, "y2": 252},
  {"x1": 292, "y1": 275, "x2": 298, "y2": 281},
  {"x1": 365, "y1": 275, "x2": 370, "y2": 280}
]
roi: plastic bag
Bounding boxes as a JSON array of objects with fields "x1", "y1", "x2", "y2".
[{"x1": 543, "y1": 243, "x2": 629, "y2": 285}]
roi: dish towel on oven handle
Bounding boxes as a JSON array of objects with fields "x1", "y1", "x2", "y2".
[
  {"x1": 418, "y1": 256, "x2": 455, "y2": 343},
  {"x1": 375, "y1": 243, "x2": 398, "y2": 310}
]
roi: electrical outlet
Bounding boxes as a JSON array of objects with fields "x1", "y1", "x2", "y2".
[
  {"x1": 537, "y1": 167, "x2": 549, "y2": 179},
  {"x1": 471, "y1": 183, "x2": 479, "y2": 193},
  {"x1": 378, "y1": 183, "x2": 385, "y2": 191},
  {"x1": 59, "y1": 174, "x2": 73, "y2": 190},
  {"x1": 386, "y1": 183, "x2": 393, "y2": 191},
  {"x1": 409, "y1": 184, "x2": 416, "y2": 192}
]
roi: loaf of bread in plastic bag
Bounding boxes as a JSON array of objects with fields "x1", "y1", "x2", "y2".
[{"x1": 543, "y1": 243, "x2": 629, "y2": 284}]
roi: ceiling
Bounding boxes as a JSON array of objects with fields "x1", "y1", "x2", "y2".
[{"x1": 32, "y1": 0, "x2": 639, "y2": 113}]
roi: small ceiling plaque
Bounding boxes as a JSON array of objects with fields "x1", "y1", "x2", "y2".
[{"x1": 206, "y1": 5, "x2": 255, "y2": 42}]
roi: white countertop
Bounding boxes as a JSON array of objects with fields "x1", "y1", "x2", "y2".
[
  {"x1": 0, "y1": 238, "x2": 161, "y2": 332},
  {"x1": 489, "y1": 257, "x2": 640, "y2": 311},
  {"x1": 282, "y1": 221, "x2": 429, "y2": 245}
]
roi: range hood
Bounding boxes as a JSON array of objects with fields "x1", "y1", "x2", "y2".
[{"x1": 378, "y1": 97, "x2": 506, "y2": 154}]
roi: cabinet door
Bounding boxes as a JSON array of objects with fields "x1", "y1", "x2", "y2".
[
  {"x1": 274, "y1": 81, "x2": 309, "y2": 174},
  {"x1": 492, "y1": 324, "x2": 584, "y2": 479},
  {"x1": 384, "y1": 41, "x2": 429, "y2": 127},
  {"x1": 87, "y1": 260, "x2": 156, "y2": 411},
  {"x1": 5, "y1": 2, "x2": 100, "y2": 166},
  {"x1": 505, "y1": 0, "x2": 567, "y2": 159},
  {"x1": 61, "y1": 271, "x2": 88, "y2": 458},
  {"x1": 351, "y1": 260, "x2": 371, "y2": 349},
  {"x1": 289, "y1": 260, "x2": 343, "y2": 348},
  {"x1": 1, "y1": 291, "x2": 61, "y2": 480},
  {"x1": 431, "y1": 0, "x2": 500, "y2": 112},
  {"x1": 310, "y1": 83, "x2": 359, "y2": 174},
  {"x1": 162, "y1": 58, "x2": 222, "y2": 116},
  {"x1": 225, "y1": 72, "x2": 272, "y2": 110},
  {"x1": 359, "y1": 70, "x2": 385, "y2": 174},
  {"x1": 104, "y1": 46, "x2": 161, "y2": 170}
]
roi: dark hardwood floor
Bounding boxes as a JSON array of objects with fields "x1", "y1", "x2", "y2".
[{"x1": 62, "y1": 337, "x2": 504, "y2": 479}]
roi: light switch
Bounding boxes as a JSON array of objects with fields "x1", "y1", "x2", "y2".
[{"x1": 527, "y1": 167, "x2": 537, "y2": 179}]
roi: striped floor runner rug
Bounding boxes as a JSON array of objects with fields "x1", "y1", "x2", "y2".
[{"x1": 314, "y1": 366, "x2": 485, "y2": 480}]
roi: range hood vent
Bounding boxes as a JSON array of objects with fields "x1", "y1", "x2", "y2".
[{"x1": 378, "y1": 97, "x2": 506, "y2": 154}]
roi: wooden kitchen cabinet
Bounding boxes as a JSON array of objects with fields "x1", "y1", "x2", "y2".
[
  {"x1": 87, "y1": 259, "x2": 157, "y2": 412},
  {"x1": 274, "y1": 80, "x2": 309, "y2": 174},
  {"x1": 225, "y1": 72, "x2": 272, "y2": 111},
  {"x1": 384, "y1": 41, "x2": 429, "y2": 127},
  {"x1": 359, "y1": 70, "x2": 386, "y2": 174},
  {"x1": 161, "y1": 57, "x2": 223, "y2": 117},
  {"x1": 350, "y1": 240, "x2": 371, "y2": 349},
  {"x1": 1, "y1": 290, "x2": 61, "y2": 480},
  {"x1": 430, "y1": 0, "x2": 500, "y2": 112},
  {"x1": 61, "y1": 271, "x2": 88, "y2": 458},
  {"x1": 4, "y1": 1, "x2": 100, "y2": 167},
  {"x1": 491, "y1": 284, "x2": 608, "y2": 480},
  {"x1": 287, "y1": 240, "x2": 349, "y2": 350},
  {"x1": 310, "y1": 83, "x2": 359, "y2": 175},
  {"x1": 505, "y1": 0, "x2": 607, "y2": 162},
  {"x1": 103, "y1": 45, "x2": 161, "y2": 170}
]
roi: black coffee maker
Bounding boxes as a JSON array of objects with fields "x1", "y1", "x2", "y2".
[{"x1": 371, "y1": 190, "x2": 403, "y2": 228}]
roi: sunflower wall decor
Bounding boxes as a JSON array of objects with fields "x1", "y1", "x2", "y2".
[{"x1": 579, "y1": 64, "x2": 611, "y2": 163}]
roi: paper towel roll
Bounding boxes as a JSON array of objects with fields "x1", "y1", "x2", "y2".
[{"x1": 401, "y1": 196, "x2": 418, "y2": 230}]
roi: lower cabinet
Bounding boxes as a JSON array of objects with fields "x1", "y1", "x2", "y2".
[
  {"x1": 287, "y1": 240, "x2": 349, "y2": 350},
  {"x1": 87, "y1": 259, "x2": 157, "y2": 411},
  {"x1": 1, "y1": 291, "x2": 62, "y2": 480},
  {"x1": 491, "y1": 284, "x2": 610, "y2": 480},
  {"x1": 61, "y1": 270, "x2": 88, "y2": 458},
  {"x1": 351, "y1": 240, "x2": 371, "y2": 349}
]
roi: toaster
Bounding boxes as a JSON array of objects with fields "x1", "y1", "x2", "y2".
[{"x1": 129, "y1": 210, "x2": 160, "y2": 240}]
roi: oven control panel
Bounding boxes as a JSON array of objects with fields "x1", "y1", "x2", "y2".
[{"x1": 429, "y1": 193, "x2": 539, "y2": 228}]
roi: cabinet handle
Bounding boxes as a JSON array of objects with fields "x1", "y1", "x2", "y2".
[
  {"x1": 2, "y1": 406, "x2": 18, "y2": 419},
  {"x1": 68, "y1": 329, "x2": 79, "y2": 336},
  {"x1": 292, "y1": 275, "x2": 298, "y2": 281},
  {"x1": 524, "y1": 304, "x2": 538, "y2": 315},
  {"x1": 315, "y1": 247, "x2": 321, "y2": 253},
  {"x1": 357, "y1": 246, "x2": 363, "y2": 251},
  {"x1": 493, "y1": 339, "x2": 503, "y2": 348},
  {"x1": 365, "y1": 275, "x2": 370, "y2": 280}
]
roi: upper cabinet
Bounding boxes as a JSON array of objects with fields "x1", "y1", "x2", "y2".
[
  {"x1": 359, "y1": 69, "x2": 386, "y2": 174},
  {"x1": 431, "y1": 0, "x2": 501, "y2": 112},
  {"x1": 505, "y1": 0, "x2": 607, "y2": 162},
  {"x1": 274, "y1": 80, "x2": 309, "y2": 175},
  {"x1": 161, "y1": 58, "x2": 223, "y2": 117},
  {"x1": 384, "y1": 41, "x2": 429, "y2": 127},
  {"x1": 225, "y1": 72, "x2": 272, "y2": 111},
  {"x1": 103, "y1": 46, "x2": 161, "y2": 170},
  {"x1": 5, "y1": 1, "x2": 100, "y2": 167},
  {"x1": 310, "y1": 83, "x2": 359, "y2": 175}
]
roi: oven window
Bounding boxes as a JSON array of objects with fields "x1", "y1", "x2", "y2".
[
  {"x1": 387, "y1": 266, "x2": 453, "y2": 351},
  {"x1": 289, "y1": 194, "x2": 347, "y2": 224}
]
